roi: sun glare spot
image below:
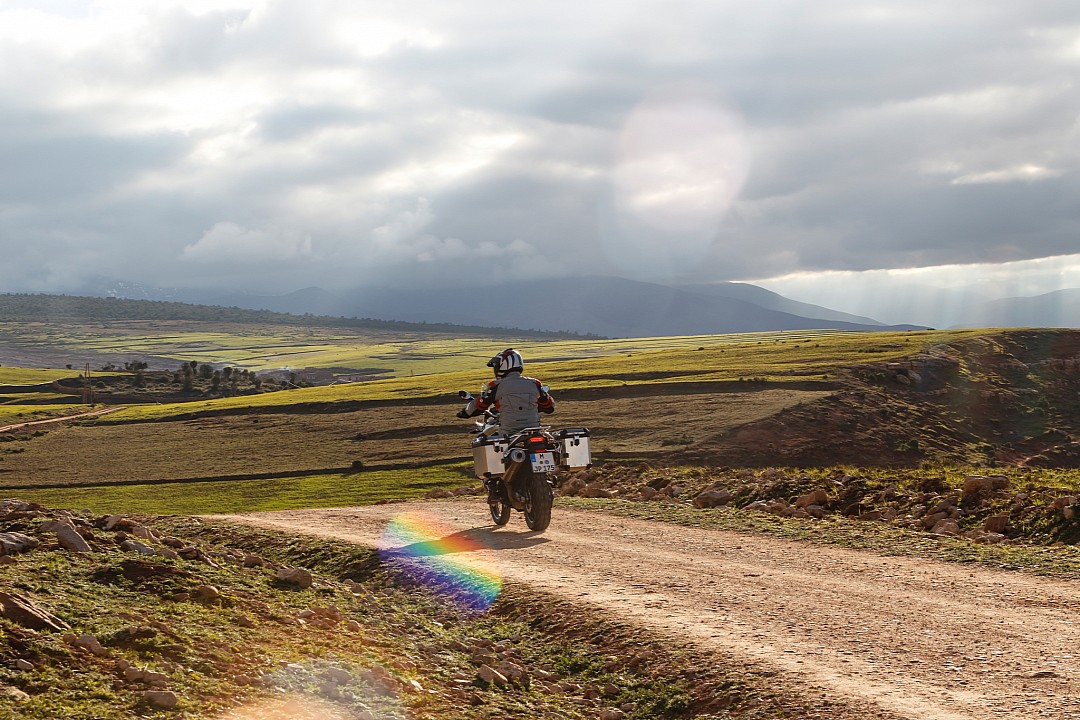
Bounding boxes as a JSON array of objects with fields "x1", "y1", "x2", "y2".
[{"x1": 604, "y1": 83, "x2": 751, "y2": 277}]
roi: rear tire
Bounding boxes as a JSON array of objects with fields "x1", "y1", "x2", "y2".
[{"x1": 523, "y1": 469, "x2": 553, "y2": 532}]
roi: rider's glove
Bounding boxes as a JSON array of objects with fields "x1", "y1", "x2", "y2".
[{"x1": 456, "y1": 409, "x2": 470, "y2": 419}]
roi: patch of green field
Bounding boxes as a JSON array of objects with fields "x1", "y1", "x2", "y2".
[
  {"x1": 10, "y1": 465, "x2": 471, "y2": 515},
  {"x1": 107, "y1": 328, "x2": 988, "y2": 422},
  {"x1": 0, "y1": 404, "x2": 81, "y2": 423},
  {"x1": 0, "y1": 366, "x2": 75, "y2": 384}
]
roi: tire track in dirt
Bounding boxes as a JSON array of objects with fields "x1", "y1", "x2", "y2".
[{"x1": 212, "y1": 500, "x2": 1080, "y2": 720}]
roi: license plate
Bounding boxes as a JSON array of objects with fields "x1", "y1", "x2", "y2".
[{"x1": 530, "y1": 452, "x2": 556, "y2": 473}]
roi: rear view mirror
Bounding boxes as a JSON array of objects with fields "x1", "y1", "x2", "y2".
[{"x1": 541, "y1": 385, "x2": 550, "y2": 394}]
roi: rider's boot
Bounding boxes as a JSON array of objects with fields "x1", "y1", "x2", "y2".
[{"x1": 486, "y1": 480, "x2": 500, "y2": 505}]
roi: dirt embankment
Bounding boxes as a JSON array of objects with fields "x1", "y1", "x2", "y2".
[
  {"x1": 218, "y1": 499, "x2": 1080, "y2": 720},
  {"x1": 677, "y1": 329, "x2": 1080, "y2": 468}
]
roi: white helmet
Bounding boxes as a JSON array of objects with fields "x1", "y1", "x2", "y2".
[{"x1": 487, "y1": 348, "x2": 523, "y2": 378}]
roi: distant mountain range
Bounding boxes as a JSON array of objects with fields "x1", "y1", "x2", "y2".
[
  {"x1": 71, "y1": 276, "x2": 1080, "y2": 336},
  {"x1": 79, "y1": 276, "x2": 924, "y2": 337}
]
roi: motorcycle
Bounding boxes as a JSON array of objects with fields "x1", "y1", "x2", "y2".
[{"x1": 457, "y1": 389, "x2": 591, "y2": 532}]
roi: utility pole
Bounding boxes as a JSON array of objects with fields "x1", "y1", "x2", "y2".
[{"x1": 85, "y1": 363, "x2": 94, "y2": 407}]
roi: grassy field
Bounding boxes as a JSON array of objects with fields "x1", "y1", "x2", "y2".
[
  {"x1": 0, "y1": 366, "x2": 74, "y2": 384},
  {"x1": 0, "y1": 325, "x2": 1060, "y2": 517},
  {"x1": 97, "y1": 328, "x2": 986, "y2": 423},
  {"x1": 5, "y1": 465, "x2": 472, "y2": 515},
  {"x1": 0, "y1": 404, "x2": 84, "y2": 424},
  {"x1": 4, "y1": 320, "x2": 856, "y2": 377}
]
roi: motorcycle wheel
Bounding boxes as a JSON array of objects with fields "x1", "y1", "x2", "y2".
[
  {"x1": 523, "y1": 469, "x2": 553, "y2": 532},
  {"x1": 489, "y1": 497, "x2": 511, "y2": 526}
]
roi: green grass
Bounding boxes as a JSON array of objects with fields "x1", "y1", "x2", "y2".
[
  {"x1": 0, "y1": 404, "x2": 84, "y2": 423},
  {"x1": 105, "y1": 328, "x2": 989, "y2": 423},
  {"x1": 0, "y1": 366, "x2": 76, "y2": 384},
  {"x1": 9, "y1": 465, "x2": 473, "y2": 515}
]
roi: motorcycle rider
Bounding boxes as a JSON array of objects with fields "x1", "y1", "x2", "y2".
[
  {"x1": 458, "y1": 348, "x2": 555, "y2": 429},
  {"x1": 458, "y1": 348, "x2": 555, "y2": 502}
]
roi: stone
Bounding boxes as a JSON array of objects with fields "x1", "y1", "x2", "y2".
[
  {"x1": 795, "y1": 489, "x2": 829, "y2": 508},
  {"x1": 102, "y1": 515, "x2": 125, "y2": 530},
  {"x1": 323, "y1": 668, "x2": 353, "y2": 685},
  {"x1": 142, "y1": 690, "x2": 178, "y2": 709},
  {"x1": 157, "y1": 548, "x2": 179, "y2": 560},
  {"x1": 276, "y1": 567, "x2": 313, "y2": 589},
  {"x1": 692, "y1": 489, "x2": 731, "y2": 509},
  {"x1": 129, "y1": 524, "x2": 157, "y2": 541},
  {"x1": 963, "y1": 475, "x2": 1010, "y2": 500},
  {"x1": 638, "y1": 486, "x2": 658, "y2": 500},
  {"x1": 931, "y1": 519, "x2": 961, "y2": 536},
  {"x1": 600, "y1": 710, "x2": 627, "y2": 720},
  {"x1": 160, "y1": 536, "x2": 185, "y2": 549},
  {"x1": 983, "y1": 514, "x2": 1009, "y2": 534},
  {"x1": 425, "y1": 488, "x2": 454, "y2": 499},
  {"x1": 922, "y1": 511, "x2": 949, "y2": 529},
  {"x1": 120, "y1": 540, "x2": 155, "y2": 555},
  {"x1": 243, "y1": 554, "x2": 265, "y2": 568},
  {"x1": 0, "y1": 686, "x2": 29, "y2": 701},
  {"x1": 14, "y1": 659, "x2": 33, "y2": 671},
  {"x1": 0, "y1": 592, "x2": 69, "y2": 632},
  {"x1": 346, "y1": 620, "x2": 362, "y2": 632},
  {"x1": 40, "y1": 519, "x2": 92, "y2": 553},
  {"x1": 0, "y1": 532, "x2": 38, "y2": 556},
  {"x1": 857, "y1": 510, "x2": 883, "y2": 522},
  {"x1": 496, "y1": 659, "x2": 529, "y2": 686},
  {"x1": 477, "y1": 664, "x2": 508, "y2": 688},
  {"x1": 194, "y1": 585, "x2": 221, "y2": 602},
  {"x1": 237, "y1": 615, "x2": 256, "y2": 628},
  {"x1": 73, "y1": 634, "x2": 110, "y2": 657}
]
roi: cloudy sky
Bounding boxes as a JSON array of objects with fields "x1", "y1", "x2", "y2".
[{"x1": 2, "y1": 0, "x2": 1079, "y2": 317}]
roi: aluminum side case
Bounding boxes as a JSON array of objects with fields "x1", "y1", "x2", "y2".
[
  {"x1": 471, "y1": 433, "x2": 508, "y2": 478},
  {"x1": 556, "y1": 428, "x2": 591, "y2": 471}
]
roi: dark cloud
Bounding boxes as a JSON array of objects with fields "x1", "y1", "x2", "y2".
[{"x1": 1, "y1": 1, "x2": 1078, "y2": 300}]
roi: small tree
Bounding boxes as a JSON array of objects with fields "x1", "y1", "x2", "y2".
[{"x1": 180, "y1": 363, "x2": 194, "y2": 393}]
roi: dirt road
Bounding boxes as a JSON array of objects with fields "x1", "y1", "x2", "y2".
[
  {"x1": 215, "y1": 500, "x2": 1079, "y2": 719},
  {"x1": 0, "y1": 406, "x2": 123, "y2": 433}
]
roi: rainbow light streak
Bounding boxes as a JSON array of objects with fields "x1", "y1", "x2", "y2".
[{"x1": 378, "y1": 511, "x2": 503, "y2": 612}]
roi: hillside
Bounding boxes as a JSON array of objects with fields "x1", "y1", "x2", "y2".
[
  {"x1": 676, "y1": 329, "x2": 1080, "y2": 468},
  {"x1": 0, "y1": 294, "x2": 587, "y2": 339}
]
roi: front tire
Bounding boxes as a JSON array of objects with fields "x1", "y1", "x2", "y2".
[
  {"x1": 523, "y1": 469, "x2": 553, "y2": 532},
  {"x1": 489, "y1": 498, "x2": 511, "y2": 526}
]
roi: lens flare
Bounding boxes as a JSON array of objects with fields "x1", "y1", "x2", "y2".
[
  {"x1": 378, "y1": 511, "x2": 502, "y2": 612},
  {"x1": 604, "y1": 82, "x2": 751, "y2": 278}
]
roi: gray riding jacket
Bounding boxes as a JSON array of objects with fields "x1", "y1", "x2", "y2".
[{"x1": 474, "y1": 370, "x2": 555, "y2": 432}]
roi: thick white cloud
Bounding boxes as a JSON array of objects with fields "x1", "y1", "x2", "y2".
[
  {"x1": 1, "y1": 0, "x2": 1079, "y2": 299},
  {"x1": 183, "y1": 221, "x2": 313, "y2": 261}
]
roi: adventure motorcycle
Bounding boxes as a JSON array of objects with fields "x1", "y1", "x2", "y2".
[{"x1": 457, "y1": 389, "x2": 591, "y2": 532}]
